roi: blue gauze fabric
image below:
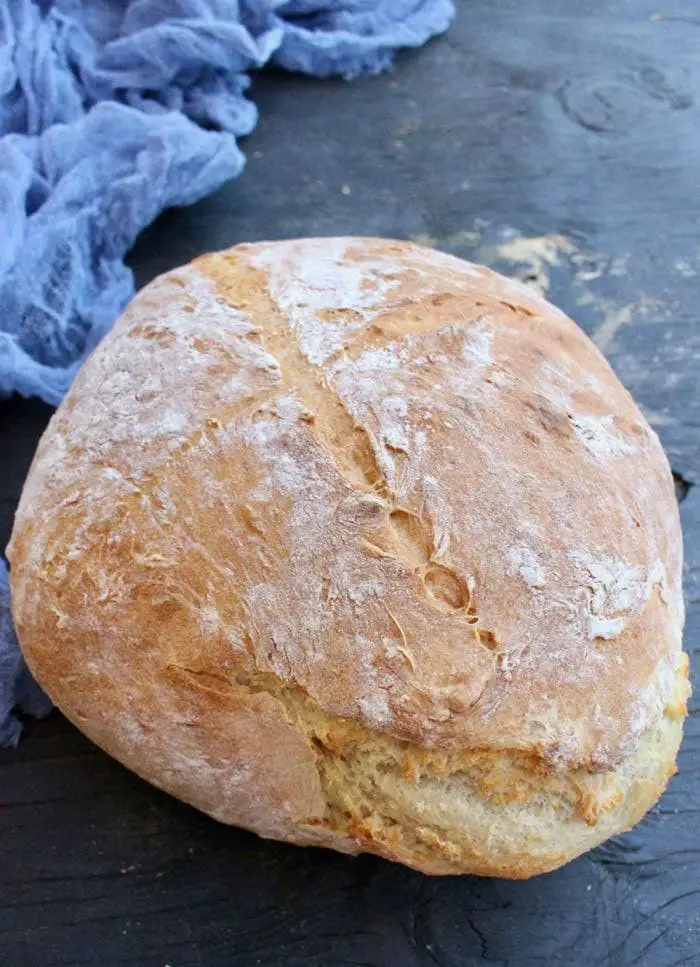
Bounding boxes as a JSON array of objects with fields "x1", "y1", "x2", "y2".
[{"x1": 0, "y1": 0, "x2": 455, "y2": 745}]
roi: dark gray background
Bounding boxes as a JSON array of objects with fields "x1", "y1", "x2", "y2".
[{"x1": 1, "y1": 2, "x2": 699, "y2": 964}]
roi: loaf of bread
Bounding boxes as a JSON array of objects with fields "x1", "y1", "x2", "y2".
[{"x1": 8, "y1": 238, "x2": 689, "y2": 877}]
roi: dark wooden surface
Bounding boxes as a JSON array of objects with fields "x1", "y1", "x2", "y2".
[{"x1": 2, "y1": 2, "x2": 700, "y2": 964}]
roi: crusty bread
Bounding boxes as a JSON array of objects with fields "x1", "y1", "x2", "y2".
[{"x1": 8, "y1": 238, "x2": 689, "y2": 877}]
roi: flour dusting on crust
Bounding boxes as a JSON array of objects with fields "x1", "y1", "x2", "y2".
[
  {"x1": 249, "y1": 238, "x2": 401, "y2": 364},
  {"x1": 571, "y1": 552, "x2": 667, "y2": 641},
  {"x1": 507, "y1": 547, "x2": 546, "y2": 589},
  {"x1": 569, "y1": 413, "x2": 636, "y2": 461}
]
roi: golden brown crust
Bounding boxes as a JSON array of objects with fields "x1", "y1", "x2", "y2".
[{"x1": 8, "y1": 238, "x2": 688, "y2": 877}]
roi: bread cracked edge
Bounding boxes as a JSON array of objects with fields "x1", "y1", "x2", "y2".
[
  {"x1": 13, "y1": 561, "x2": 689, "y2": 878},
  {"x1": 164, "y1": 656, "x2": 689, "y2": 878}
]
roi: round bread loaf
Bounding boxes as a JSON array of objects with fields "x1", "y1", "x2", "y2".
[{"x1": 9, "y1": 238, "x2": 689, "y2": 877}]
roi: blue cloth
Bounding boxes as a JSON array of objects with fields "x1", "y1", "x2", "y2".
[
  {"x1": 0, "y1": 560, "x2": 54, "y2": 745},
  {"x1": 0, "y1": 0, "x2": 454, "y2": 745}
]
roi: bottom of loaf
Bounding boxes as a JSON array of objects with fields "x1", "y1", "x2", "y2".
[
  {"x1": 21, "y1": 637, "x2": 689, "y2": 878},
  {"x1": 161, "y1": 661, "x2": 689, "y2": 878}
]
